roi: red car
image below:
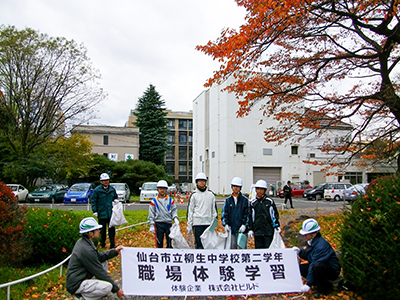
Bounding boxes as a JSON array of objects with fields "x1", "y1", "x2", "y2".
[{"x1": 278, "y1": 184, "x2": 312, "y2": 198}]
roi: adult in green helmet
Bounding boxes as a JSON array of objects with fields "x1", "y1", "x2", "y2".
[{"x1": 66, "y1": 217, "x2": 124, "y2": 299}]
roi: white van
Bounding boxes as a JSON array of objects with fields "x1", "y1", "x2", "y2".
[
  {"x1": 324, "y1": 183, "x2": 353, "y2": 201},
  {"x1": 139, "y1": 182, "x2": 158, "y2": 203}
]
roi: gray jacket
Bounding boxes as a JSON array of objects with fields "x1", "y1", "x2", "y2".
[
  {"x1": 148, "y1": 195, "x2": 178, "y2": 225},
  {"x1": 66, "y1": 235, "x2": 119, "y2": 295}
]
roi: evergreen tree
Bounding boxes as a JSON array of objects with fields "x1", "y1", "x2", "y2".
[{"x1": 134, "y1": 84, "x2": 168, "y2": 165}]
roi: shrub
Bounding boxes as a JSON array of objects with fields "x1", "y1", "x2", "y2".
[
  {"x1": 340, "y1": 175, "x2": 400, "y2": 300},
  {"x1": 0, "y1": 182, "x2": 31, "y2": 266},
  {"x1": 24, "y1": 208, "x2": 84, "y2": 264}
]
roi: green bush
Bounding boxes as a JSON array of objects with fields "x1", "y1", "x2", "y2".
[
  {"x1": 340, "y1": 175, "x2": 400, "y2": 300},
  {"x1": 24, "y1": 208, "x2": 84, "y2": 264},
  {"x1": 0, "y1": 182, "x2": 31, "y2": 266}
]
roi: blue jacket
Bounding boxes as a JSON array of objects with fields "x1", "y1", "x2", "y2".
[
  {"x1": 299, "y1": 232, "x2": 341, "y2": 286},
  {"x1": 222, "y1": 193, "x2": 250, "y2": 234},
  {"x1": 91, "y1": 184, "x2": 118, "y2": 219}
]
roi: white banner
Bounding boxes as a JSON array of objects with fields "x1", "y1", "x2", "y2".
[{"x1": 121, "y1": 247, "x2": 303, "y2": 296}]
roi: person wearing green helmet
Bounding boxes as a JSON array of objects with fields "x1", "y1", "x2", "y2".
[{"x1": 66, "y1": 217, "x2": 124, "y2": 300}]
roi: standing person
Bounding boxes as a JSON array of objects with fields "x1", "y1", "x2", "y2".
[
  {"x1": 248, "y1": 179, "x2": 280, "y2": 249},
  {"x1": 222, "y1": 177, "x2": 250, "y2": 249},
  {"x1": 293, "y1": 218, "x2": 341, "y2": 297},
  {"x1": 66, "y1": 217, "x2": 124, "y2": 300},
  {"x1": 283, "y1": 180, "x2": 293, "y2": 208},
  {"x1": 148, "y1": 180, "x2": 179, "y2": 248},
  {"x1": 187, "y1": 172, "x2": 217, "y2": 249},
  {"x1": 91, "y1": 173, "x2": 118, "y2": 249}
]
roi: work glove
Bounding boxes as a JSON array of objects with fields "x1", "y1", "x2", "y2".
[
  {"x1": 292, "y1": 246, "x2": 300, "y2": 254},
  {"x1": 301, "y1": 284, "x2": 310, "y2": 293},
  {"x1": 187, "y1": 226, "x2": 192, "y2": 235},
  {"x1": 248, "y1": 230, "x2": 254, "y2": 239},
  {"x1": 225, "y1": 225, "x2": 231, "y2": 233},
  {"x1": 149, "y1": 225, "x2": 155, "y2": 234},
  {"x1": 275, "y1": 227, "x2": 281, "y2": 232},
  {"x1": 239, "y1": 225, "x2": 246, "y2": 233},
  {"x1": 174, "y1": 217, "x2": 179, "y2": 224},
  {"x1": 93, "y1": 212, "x2": 98, "y2": 218}
]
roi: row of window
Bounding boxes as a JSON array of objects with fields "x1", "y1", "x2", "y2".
[
  {"x1": 166, "y1": 146, "x2": 192, "y2": 160},
  {"x1": 167, "y1": 132, "x2": 193, "y2": 144},
  {"x1": 166, "y1": 119, "x2": 193, "y2": 130}
]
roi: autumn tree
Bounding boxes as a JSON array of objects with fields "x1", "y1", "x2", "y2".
[
  {"x1": 133, "y1": 84, "x2": 168, "y2": 165},
  {"x1": 0, "y1": 26, "x2": 105, "y2": 184},
  {"x1": 197, "y1": 0, "x2": 400, "y2": 172}
]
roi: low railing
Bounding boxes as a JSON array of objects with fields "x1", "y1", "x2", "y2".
[{"x1": 0, "y1": 220, "x2": 148, "y2": 300}]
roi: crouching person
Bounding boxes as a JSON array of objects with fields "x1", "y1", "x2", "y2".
[
  {"x1": 293, "y1": 218, "x2": 341, "y2": 298},
  {"x1": 66, "y1": 217, "x2": 124, "y2": 300}
]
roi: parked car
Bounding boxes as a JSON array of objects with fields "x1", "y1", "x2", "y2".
[
  {"x1": 139, "y1": 182, "x2": 158, "y2": 203},
  {"x1": 6, "y1": 184, "x2": 29, "y2": 202},
  {"x1": 28, "y1": 184, "x2": 68, "y2": 203},
  {"x1": 63, "y1": 183, "x2": 95, "y2": 204},
  {"x1": 343, "y1": 183, "x2": 369, "y2": 202},
  {"x1": 278, "y1": 184, "x2": 312, "y2": 198},
  {"x1": 324, "y1": 182, "x2": 353, "y2": 201},
  {"x1": 167, "y1": 183, "x2": 177, "y2": 195},
  {"x1": 303, "y1": 183, "x2": 329, "y2": 201},
  {"x1": 110, "y1": 182, "x2": 131, "y2": 203}
]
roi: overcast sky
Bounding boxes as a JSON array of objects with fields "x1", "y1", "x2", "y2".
[{"x1": 0, "y1": 0, "x2": 246, "y2": 126}]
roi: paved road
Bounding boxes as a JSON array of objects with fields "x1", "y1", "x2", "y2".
[{"x1": 22, "y1": 196, "x2": 349, "y2": 212}]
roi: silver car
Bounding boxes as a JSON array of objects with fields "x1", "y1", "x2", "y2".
[
  {"x1": 344, "y1": 183, "x2": 369, "y2": 202},
  {"x1": 110, "y1": 183, "x2": 131, "y2": 203}
]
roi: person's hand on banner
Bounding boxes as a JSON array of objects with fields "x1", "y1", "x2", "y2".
[
  {"x1": 225, "y1": 225, "x2": 231, "y2": 233},
  {"x1": 248, "y1": 230, "x2": 254, "y2": 239},
  {"x1": 239, "y1": 225, "x2": 246, "y2": 233},
  {"x1": 292, "y1": 246, "x2": 300, "y2": 254},
  {"x1": 301, "y1": 284, "x2": 310, "y2": 293},
  {"x1": 187, "y1": 225, "x2": 192, "y2": 235},
  {"x1": 149, "y1": 225, "x2": 155, "y2": 234},
  {"x1": 174, "y1": 217, "x2": 180, "y2": 224}
]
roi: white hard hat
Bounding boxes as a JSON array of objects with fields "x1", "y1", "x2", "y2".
[
  {"x1": 299, "y1": 218, "x2": 321, "y2": 235},
  {"x1": 157, "y1": 180, "x2": 168, "y2": 188},
  {"x1": 99, "y1": 173, "x2": 110, "y2": 181},
  {"x1": 255, "y1": 179, "x2": 268, "y2": 189},
  {"x1": 79, "y1": 217, "x2": 103, "y2": 234},
  {"x1": 231, "y1": 177, "x2": 243, "y2": 187},
  {"x1": 195, "y1": 172, "x2": 207, "y2": 181}
]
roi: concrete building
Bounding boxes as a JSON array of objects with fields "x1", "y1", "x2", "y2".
[
  {"x1": 193, "y1": 77, "x2": 395, "y2": 194},
  {"x1": 71, "y1": 125, "x2": 139, "y2": 162},
  {"x1": 127, "y1": 110, "x2": 193, "y2": 184}
]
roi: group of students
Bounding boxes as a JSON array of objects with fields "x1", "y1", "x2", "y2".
[{"x1": 65, "y1": 172, "x2": 341, "y2": 300}]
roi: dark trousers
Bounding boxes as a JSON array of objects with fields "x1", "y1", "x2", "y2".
[
  {"x1": 193, "y1": 225, "x2": 209, "y2": 249},
  {"x1": 255, "y1": 235, "x2": 273, "y2": 249},
  {"x1": 98, "y1": 218, "x2": 115, "y2": 248},
  {"x1": 154, "y1": 222, "x2": 172, "y2": 248},
  {"x1": 284, "y1": 194, "x2": 293, "y2": 208},
  {"x1": 300, "y1": 261, "x2": 340, "y2": 294}
]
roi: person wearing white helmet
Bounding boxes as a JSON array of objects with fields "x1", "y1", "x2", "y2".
[
  {"x1": 66, "y1": 217, "x2": 124, "y2": 300},
  {"x1": 293, "y1": 218, "x2": 341, "y2": 297},
  {"x1": 247, "y1": 179, "x2": 280, "y2": 249},
  {"x1": 90, "y1": 173, "x2": 118, "y2": 249},
  {"x1": 187, "y1": 172, "x2": 217, "y2": 249},
  {"x1": 147, "y1": 179, "x2": 179, "y2": 248},
  {"x1": 222, "y1": 177, "x2": 250, "y2": 248}
]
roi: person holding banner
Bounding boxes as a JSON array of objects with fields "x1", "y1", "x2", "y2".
[
  {"x1": 248, "y1": 179, "x2": 280, "y2": 249},
  {"x1": 187, "y1": 172, "x2": 217, "y2": 249},
  {"x1": 293, "y1": 218, "x2": 341, "y2": 297},
  {"x1": 148, "y1": 180, "x2": 179, "y2": 248},
  {"x1": 222, "y1": 177, "x2": 250, "y2": 249},
  {"x1": 66, "y1": 217, "x2": 124, "y2": 300}
]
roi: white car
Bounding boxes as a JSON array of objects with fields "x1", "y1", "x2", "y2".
[
  {"x1": 110, "y1": 183, "x2": 131, "y2": 203},
  {"x1": 324, "y1": 182, "x2": 353, "y2": 201},
  {"x1": 6, "y1": 184, "x2": 29, "y2": 202},
  {"x1": 139, "y1": 182, "x2": 158, "y2": 203}
]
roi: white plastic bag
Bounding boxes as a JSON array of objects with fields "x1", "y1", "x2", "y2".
[
  {"x1": 270, "y1": 229, "x2": 285, "y2": 249},
  {"x1": 169, "y1": 222, "x2": 189, "y2": 248},
  {"x1": 109, "y1": 201, "x2": 128, "y2": 228},
  {"x1": 200, "y1": 219, "x2": 229, "y2": 249}
]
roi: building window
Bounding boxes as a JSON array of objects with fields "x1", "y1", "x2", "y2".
[
  {"x1": 166, "y1": 119, "x2": 174, "y2": 129},
  {"x1": 179, "y1": 163, "x2": 187, "y2": 175},
  {"x1": 179, "y1": 120, "x2": 187, "y2": 129},
  {"x1": 291, "y1": 145, "x2": 299, "y2": 155},
  {"x1": 236, "y1": 143, "x2": 244, "y2": 154},
  {"x1": 167, "y1": 132, "x2": 175, "y2": 144},
  {"x1": 263, "y1": 148, "x2": 272, "y2": 155},
  {"x1": 212, "y1": 151, "x2": 215, "y2": 158},
  {"x1": 179, "y1": 146, "x2": 187, "y2": 160},
  {"x1": 188, "y1": 120, "x2": 193, "y2": 130},
  {"x1": 166, "y1": 162, "x2": 174, "y2": 176},
  {"x1": 166, "y1": 146, "x2": 175, "y2": 160},
  {"x1": 199, "y1": 155, "x2": 202, "y2": 161},
  {"x1": 179, "y1": 132, "x2": 187, "y2": 143},
  {"x1": 103, "y1": 135, "x2": 108, "y2": 145},
  {"x1": 309, "y1": 153, "x2": 315, "y2": 158},
  {"x1": 188, "y1": 132, "x2": 192, "y2": 144}
]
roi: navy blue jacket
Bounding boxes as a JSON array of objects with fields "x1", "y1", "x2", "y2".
[
  {"x1": 299, "y1": 232, "x2": 341, "y2": 286},
  {"x1": 222, "y1": 193, "x2": 250, "y2": 234},
  {"x1": 248, "y1": 195, "x2": 280, "y2": 236}
]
